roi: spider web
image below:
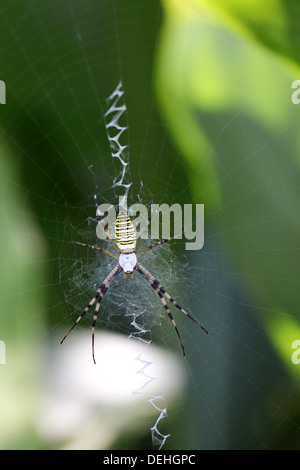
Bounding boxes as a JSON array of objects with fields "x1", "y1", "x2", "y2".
[
  {"x1": 60, "y1": 80, "x2": 194, "y2": 449},
  {"x1": 0, "y1": 0, "x2": 300, "y2": 451}
]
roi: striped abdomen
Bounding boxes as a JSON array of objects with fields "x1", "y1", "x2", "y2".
[{"x1": 115, "y1": 211, "x2": 136, "y2": 253}]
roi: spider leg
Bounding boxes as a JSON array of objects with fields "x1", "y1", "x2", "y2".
[
  {"x1": 135, "y1": 262, "x2": 208, "y2": 355},
  {"x1": 135, "y1": 263, "x2": 185, "y2": 355},
  {"x1": 61, "y1": 296, "x2": 98, "y2": 344},
  {"x1": 158, "y1": 290, "x2": 186, "y2": 356},
  {"x1": 71, "y1": 240, "x2": 118, "y2": 260},
  {"x1": 91, "y1": 300, "x2": 101, "y2": 364},
  {"x1": 135, "y1": 195, "x2": 154, "y2": 252},
  {"x1": 61, "y1": 264, "x2": 122, "y2": 363},
  {"x1": 138, "y1": 233, "x2": 182, "y2": 259},
  {"x1": 94, "y1": 186, "x2": 119, "y2": 253}
]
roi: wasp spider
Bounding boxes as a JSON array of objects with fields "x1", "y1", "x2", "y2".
[{"x1": 61, "y1": 192, "x2": 208, "y2": 363}]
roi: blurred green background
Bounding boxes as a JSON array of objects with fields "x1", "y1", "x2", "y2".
[{"x1": 1, "y1": 0, "x2": 300, "y2": 449}]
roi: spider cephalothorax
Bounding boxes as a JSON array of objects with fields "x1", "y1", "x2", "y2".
[{"x1": 61, "y1": 192, "x2": 208, "y2": 363}]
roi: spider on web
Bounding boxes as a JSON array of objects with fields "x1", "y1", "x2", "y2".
[{"x1": 61, "y1": 191, "x2": 208, "y2": 363}]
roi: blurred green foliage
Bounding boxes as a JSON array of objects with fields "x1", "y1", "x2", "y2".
[
  {"x1": 156, "y1": 0, "x2": 300, "y2": 378},
  {"x1": 0, "y1": 134, "x2": 46, "y2": 448}
]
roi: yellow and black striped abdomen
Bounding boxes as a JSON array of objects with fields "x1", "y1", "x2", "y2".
[{"x1": 115, "y1": 211, "x2": 136, "y2": 253}]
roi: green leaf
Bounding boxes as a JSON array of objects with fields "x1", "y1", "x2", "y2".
[
  {"x1": 0, "y1": 133, "x2": 47, "y2": 448},
  {"x1": 155, "y1": 0, "x2": 300, "y2": 377}
]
